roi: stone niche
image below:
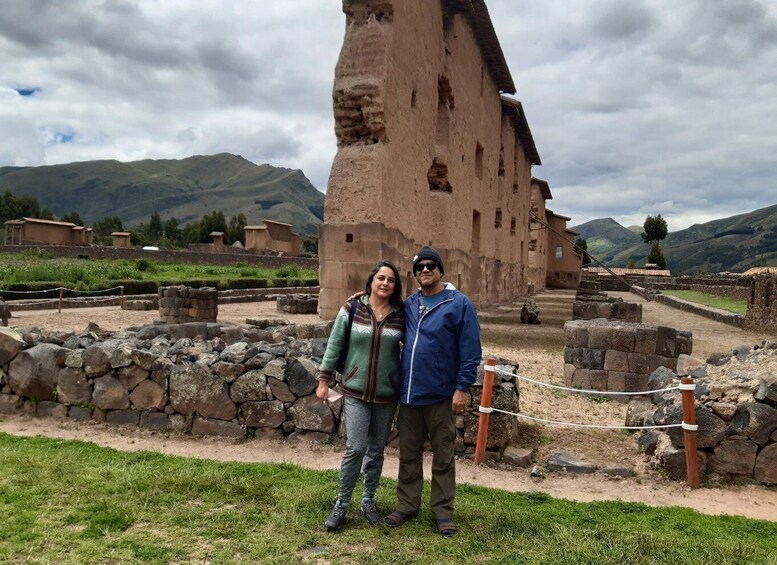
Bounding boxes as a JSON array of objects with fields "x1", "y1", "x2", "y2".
[{"x1": 563, "y1": 319, "x2": 692, "y2": 393}]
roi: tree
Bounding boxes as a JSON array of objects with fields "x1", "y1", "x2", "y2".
[
  {"x1": 648, "y1": 243, "x2": 667, "y2": 269},
  {"x1": 148, "y1": 212, "x2": 163, "y2": 239},
  {"x1": 642, "y1": 214, "x2": 668, "y2": 269},
  {"x1": 226, "y1": 213, "x2": 247, "y2": 245},
  {"x1": 641, "y1": 214, "x2": 668, "y2": 244},
  {"x1": 92, "y1": 215, "x2": 124, "y2": 245},
  {"x1": 0, "y1": 190, "x2": 41, "y2": 223},
  {"x1": 60, "y1": 211, "x2": 84, "y2": 226},
  {"x1": 574, "y1": 237, "x2": 591, "y2": 266}
]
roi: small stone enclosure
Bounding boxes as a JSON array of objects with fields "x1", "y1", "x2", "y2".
[{"x1": 564, "y1": 319, "x2": 692, "y2": 393}]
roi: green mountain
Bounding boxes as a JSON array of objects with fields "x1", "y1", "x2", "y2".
[
  {"x1": 570, "y1": 217, "x2": 641, "y2": 258},
  {"x1": 0, "y1": 153, "x2": 325, "y2": 236},
  {"x1": 580, "y1": 204, "x2": 777, "y2": 274}
]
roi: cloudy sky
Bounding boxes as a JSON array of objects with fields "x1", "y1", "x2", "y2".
[{"x1": 2, "y1": 1, "x2": 777, "y2": 232}]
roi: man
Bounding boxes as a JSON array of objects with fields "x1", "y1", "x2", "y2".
[{"x1": 384, "y1": 245, "x2": 482, "y2": 537}]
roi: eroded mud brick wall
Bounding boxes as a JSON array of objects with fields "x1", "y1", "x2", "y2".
[
  {"x1": 319, "y1": 0, "x2": 541, "y2": 318},
  {"x1": 745, "y1": 273, "x2": 777, "y2": 331}
]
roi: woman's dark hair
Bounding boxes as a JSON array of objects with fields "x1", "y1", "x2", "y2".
[{"x1": 364, "y1": 260, "x2": 403, "y2": 308}]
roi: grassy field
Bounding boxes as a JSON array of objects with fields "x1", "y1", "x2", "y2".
[
  {"x1": 0, "y1": 251, "x2": 316, "y2": 291},
  {"x1": 661, "y1": 290, "x2": 748, "y2": 315},
  {"x1": 1, "y1": 433, "x2": 776, "y2": 564}
]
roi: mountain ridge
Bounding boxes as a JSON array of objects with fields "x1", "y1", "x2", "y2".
[
  {"x1": 571, "y1": 205, "x2": 777, "y2": 274},
  {"x1": 0, "y1": 153, "x2": 325, "y2": 236}
]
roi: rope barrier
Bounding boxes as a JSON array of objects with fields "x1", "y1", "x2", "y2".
[
  {"x1": 478, "y1": 405, "x2": 686, "y2": 431},
  {"x1": 493, "y1": 366, "x2": 683, "y2": 397},
  {"x1": 476, "y1": 358, "x2": 701, "y2": 488},
  {"x1": 0, "y1": 285, "x2": 124, "y2": 296}
]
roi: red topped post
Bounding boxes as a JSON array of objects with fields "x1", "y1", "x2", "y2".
[{"x1": 474, "y1": 357, "x2": 497, "y2": 465}]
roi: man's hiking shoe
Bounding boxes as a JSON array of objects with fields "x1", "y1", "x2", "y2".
[
  {"x1": 325, "y1": 504, "x2": 347, "y2": 531},
  {"x1": 361, "y1": 498, "x2": 381, "y2": 525}
]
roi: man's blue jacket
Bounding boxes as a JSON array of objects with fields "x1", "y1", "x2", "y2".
[{"x1": 400, "y1": 283, "x2": 482, "y2": 406}]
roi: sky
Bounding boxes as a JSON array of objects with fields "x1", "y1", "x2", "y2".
[{"x1": 2, "y1": 0, "x2": 777, "y2": 232}]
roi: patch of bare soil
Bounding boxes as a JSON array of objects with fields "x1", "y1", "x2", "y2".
[{"x1": 4, "y1": 292, "x2": 777, "y2": 522}]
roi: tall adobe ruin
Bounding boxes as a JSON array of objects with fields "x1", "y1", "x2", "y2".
[{"x1": 319, "y1": 0, "x2": 542, "y2": 318}]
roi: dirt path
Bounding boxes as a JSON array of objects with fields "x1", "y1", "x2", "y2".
[{"x1": 4, "y1": 291, "x2": 777, "y2": 522}]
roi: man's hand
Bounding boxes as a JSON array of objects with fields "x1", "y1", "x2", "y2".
[
  {"x1": 452, "y1": 390, "x2": 469, "y2": 415},
  {"x1": 346, "y1": 290, "x2": 366, "y2": 301}
]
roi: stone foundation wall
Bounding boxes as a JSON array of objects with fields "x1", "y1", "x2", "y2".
[
  {"x1": 159, "y1": 286, "x2": 218, "y2": 324},
  {"x1": 0, "y1": 324, "x2": 519, "y2": 456},
  {"x1": 563, "y1": 320, "x2": 692, "y2": 393},
  {"x1": 277, "y1": 294, "x2": 318, "y2": 314},
  {"x1": 745, "y1": 274, "x2": 777, "y2": 331},
  {"x1": 572, "y1": 300, "x2": 642, "y2": 323}
]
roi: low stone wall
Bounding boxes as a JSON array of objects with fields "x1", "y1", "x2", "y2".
[
  {"x1": 745, "y1": 274, "x2": 777, "y2": 332},
  {"x1": 628, "y1": 345, "x2": 777, "y2": 485},
  {"x1": 572, "y1": 300, "x2": 642, "y2": 323},
  {"x1": 563, "y1": 319, "x2": 692, "y2": 393},
  {"x1": 651, "y1": 292, "x2": 744, "y2": 328},
  {"x1": 0, "y1": 244, "x2": 317, "y2": 268},
  {"x1": 647, "y1": 283, "x2": 749, "y2": 300},
  {"x1": 0, "y1": 324, "x2": 519, "y2": 456},
  {"x1": 159, "y1": 286, "x2": 218, "y2": 324},
  {"x1": 277, "y1": 294, "x2": 318, "y2": 314}
]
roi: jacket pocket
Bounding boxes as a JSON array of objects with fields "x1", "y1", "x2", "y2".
[{"x1": 343, "y1": 365, "x2": 359, "y2": 385}]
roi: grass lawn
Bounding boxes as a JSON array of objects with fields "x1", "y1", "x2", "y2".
[
  {"x1": 661, "y1": 290, "x2": 748, "y2": 315},
  {"x1": 0, "y1": 251, "x2": 316, "y2": 291},
  {"x1": 2, "y1": 434, "x2": 776, "y2": 564}
]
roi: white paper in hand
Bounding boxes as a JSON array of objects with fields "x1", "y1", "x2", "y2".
[{"x1": 326, "y1": 388, "x2": 343, "y2": 402}]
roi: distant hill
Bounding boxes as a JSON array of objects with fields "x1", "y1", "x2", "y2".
[
  {"x1": 569, "y1": 218, "x2": 641, "y2": 258},
  {"x1": 578, "y1": 204, "x2": 777, "y2": 274},
  {"x1": 0, "y1": 153, "x2": 325, "y2": 236}
]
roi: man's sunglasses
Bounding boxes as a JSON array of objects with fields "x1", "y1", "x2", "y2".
[{"x1": 414, "y1": 262, "x2": 438, "y2": 274}]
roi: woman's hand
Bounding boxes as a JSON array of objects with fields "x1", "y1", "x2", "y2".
[
  {"x1": 316, "y1": 381, "x2": 330, "y2": 402},
  {"x1": 346, "y1": 290, "x2": 366, "y2": 301}
]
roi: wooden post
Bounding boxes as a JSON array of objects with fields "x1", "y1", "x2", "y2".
[
  {"x1": 680, "y1": 377, "x2": 700, "y2": 488},
  {"x1": 58, "y1": 288, "x2": 63, "y2": 314},
  {"x1": 120, "y1": 286, "x2": 125, "y2": 308},
  {"x1": 474, "y1": 357, "x2": 497, "y2": 465}
]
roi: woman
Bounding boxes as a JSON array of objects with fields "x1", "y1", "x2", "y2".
[{"x1": 316, "y1": 260, "x2": 405, "y2": 531}]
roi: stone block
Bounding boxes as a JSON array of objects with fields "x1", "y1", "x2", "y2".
[
  {"x1": 647, "y1": 355, "x2": 677, "y2": 373},
  {"x1": 37, "y1": 400, "x2": 67, "y2": 418},
  {"x1": 191, "y1": 416, "x2": 246, "y2": 438},
  {"x1": 634, "y1": 327, "x2": 658, "y2": 354},
  {"x1": 610, "y1": 329, "x2": 636, "y2": 352},
  {"x1": 563, "y1": 322, "x2": 588, "y2": 348},
  {"x1": 140, "y1": 411, "x2": 170, "y2": 430},
  {"x1": 708, "y1": 439, "x2": 758, "y2": 476},
  {"x1": 754, "y1": 443, "x2": 777, "y2": 484},
  {"x1": 655, "y1": 326, "x2": 677, "y2": 357},
  {"x1": 106, "y1": 409, "x2": 140, "y2": 427},
  {"x1": 627, "y1": 352, "x2": 651, "y2": 374},
  {"x1": 604, "y1": 350, "x2": 629, "y2": 372},
  {"x1": 587, "y1": 326, "x2": 614, "y2": 349},
  {"x1": 68, "y1": 405, "x2": 92, "y2": 422},
  {"x1": 563, "y1": 363, "x2": 575, "y2": 386}
]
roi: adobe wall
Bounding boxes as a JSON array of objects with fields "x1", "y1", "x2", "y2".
[
  {"x1": 320, "y1": 0, "x2": 536, "y2": 318},
  {"x1": 527, "y1": 184, "x2": 548, "y2": 292},
  {"x1": 21, "y1": 223, "x2": 76, "y2": 246},
  {"x1": 745, "y1": 273, "x2": 777, "y2": 332}
]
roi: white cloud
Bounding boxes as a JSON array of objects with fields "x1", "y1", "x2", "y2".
[{"x1": 2, "y1": 0, "x2": 777, "y2": 232}]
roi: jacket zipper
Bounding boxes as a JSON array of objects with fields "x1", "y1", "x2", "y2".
[{"x1": 405, "y1": 296, "x2": 454, "y2": 404}]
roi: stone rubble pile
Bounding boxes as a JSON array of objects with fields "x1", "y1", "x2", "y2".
[{"x1": 627, "y1": 342, "x2": 777, "y2": 485}]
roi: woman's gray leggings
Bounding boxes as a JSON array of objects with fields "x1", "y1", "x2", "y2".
[{"x1": 337, "y1": 396, "x2": 397, "y2": 505}]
